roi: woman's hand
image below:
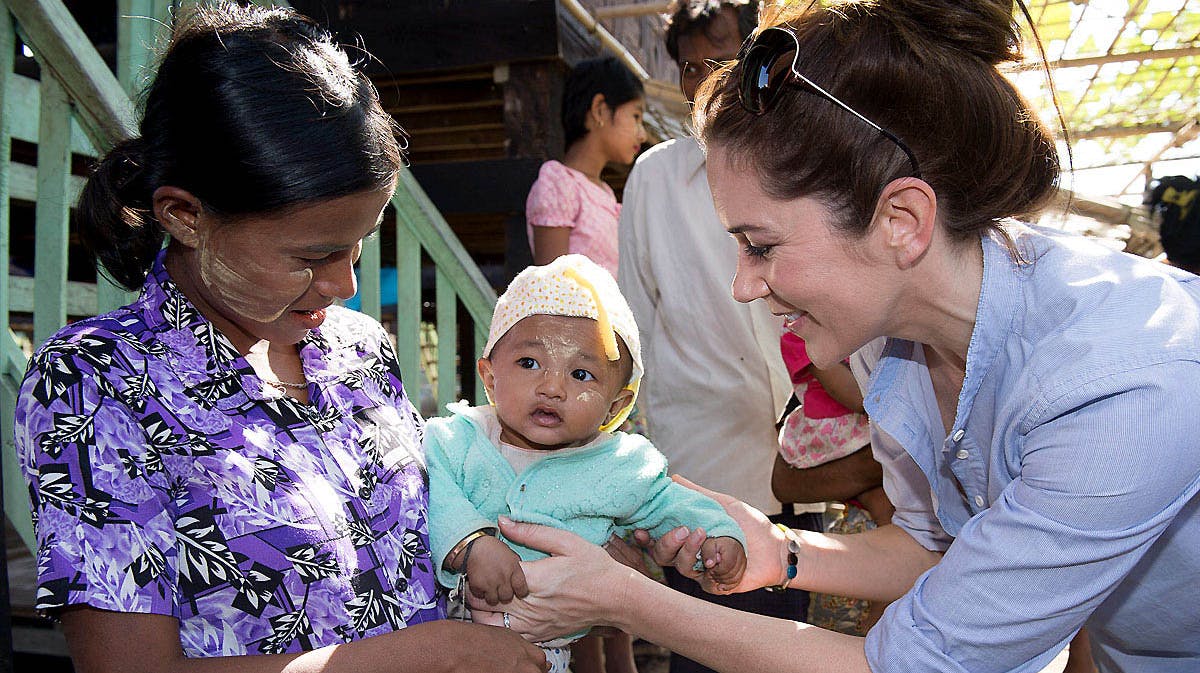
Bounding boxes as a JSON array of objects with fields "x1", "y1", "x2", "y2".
[
  {"x1": 468, "y1": 517, "x2": 638, "y2": 643},
  {"x1": 635, "y1": 475, "x2": 788, "y2": 595},
  {"x1": 603, "y1": 533, "x2": 652, "y2": 577}
]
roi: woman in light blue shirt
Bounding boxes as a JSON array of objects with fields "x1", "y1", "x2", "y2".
[{"x1": 464, "y1": 1, "x2": 1200, "y2": 672}]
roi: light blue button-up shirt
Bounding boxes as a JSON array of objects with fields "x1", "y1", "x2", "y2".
[{"x1": 855, "y1": 225, "x2": 1200, "y2": 673}]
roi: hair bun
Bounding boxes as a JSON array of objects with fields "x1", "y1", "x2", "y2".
[{"x1": 885, "y1": 0, "x2": 1023, "y2": 66}]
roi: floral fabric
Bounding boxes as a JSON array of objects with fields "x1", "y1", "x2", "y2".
[{"x1": 14, "y1": 252, "x2": 443, "y2": 657}]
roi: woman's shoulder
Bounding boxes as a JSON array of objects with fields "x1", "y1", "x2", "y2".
[{"x1": 30, "y1": 305, "x2": 163, "y2": 373}]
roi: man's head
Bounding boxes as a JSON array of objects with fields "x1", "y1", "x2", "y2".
[{"x1": 665, "y1": 0, "x2": 759, "y2": 103}]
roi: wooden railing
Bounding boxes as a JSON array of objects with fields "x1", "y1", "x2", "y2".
[{"x1": 1, "y1": 0, "x2": 496, "y2": 557}]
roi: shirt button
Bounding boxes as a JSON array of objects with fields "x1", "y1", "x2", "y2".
[
  {"x1": 952, "y1": 429, "x2": 966, "y2": 441},
  {"x1": 974, "y1": 495, "x2": 986, "y2": 508},
  {"x1": 955, "y1": 449, "x2": 969, "y2": 460}
]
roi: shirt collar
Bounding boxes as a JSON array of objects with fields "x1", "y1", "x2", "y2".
[
  {"x1": 866, "y1": 227, "x2": 1023, "y2": 438},
  {"x1": 134, "y1": 250, "x2": 335, "y2": 402}
]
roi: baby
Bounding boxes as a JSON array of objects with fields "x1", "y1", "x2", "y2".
[{"x1": 426, "y1": 255, "x2": 746, "y2": 672}]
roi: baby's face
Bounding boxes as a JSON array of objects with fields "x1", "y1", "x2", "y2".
[{"x1": 480, "y1": 314, "x2": 633, "y2": 452}]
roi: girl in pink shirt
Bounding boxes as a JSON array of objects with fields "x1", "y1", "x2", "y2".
[{"x1": 526, "y1": 57, "x2": 647, "y2": 277}]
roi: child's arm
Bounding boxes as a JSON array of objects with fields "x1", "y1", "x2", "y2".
[
  {"x1": 771, "y1": 448, "x2": 883, "y2": 505},
  {"x1": 448, "y1": 534, "x2": 529, "y2": 606},
  {"x1": 424, "y1": 420, "x2": 503, "y2": 589},
  {"x1": 808, "y1": 360, "x2": 865, "y2": 413}
]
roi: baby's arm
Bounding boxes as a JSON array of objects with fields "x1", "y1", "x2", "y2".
[
  {"x1": 700, "y1": 536, "x2": 747, "y2": 588},
  {"x1": 450, "y1": 534, "x2": 529, "y2": 606}
]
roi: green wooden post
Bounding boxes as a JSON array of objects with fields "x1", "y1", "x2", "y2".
[
  {"x1": 33, "y1": 74, "x2": 72, "y2": 349},
  {"x1": 358, "y1": 232, "x2": 382, "y2": 321},
  {"x1": 92, "y1": 0, "x2": 161, "y2": 312},
  {"x1": 435, "y1": 269, "x2": 457, "y2": 412},
  {"x1": 1, "y1": 9, "x2": 14, "y2": 331},
  {"x1": 393, "y1": 216, "x2": 423, "y2": 405},
  {"x1": 0, "y1": 13, "x2": 28, "y2": 649}
]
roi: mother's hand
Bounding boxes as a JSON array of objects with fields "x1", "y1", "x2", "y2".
[
  {"x1": 634, "y1": 475, "x2": 789, "y2": 595},
  {"x1": 468, "y1": 517, "x2": 638, "y2": 642}
]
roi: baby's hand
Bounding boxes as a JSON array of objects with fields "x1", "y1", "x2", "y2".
[
  {"x1": 464, "y1": 535, "x2": 529, "y2": 606},
  {"x1": 700, "y1": 536, "x2": 747, "y2": 591}
]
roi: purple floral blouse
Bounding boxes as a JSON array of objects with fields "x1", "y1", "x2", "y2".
[{"x1": 14, "y1": 253, "x2": 444, "y2": 657}]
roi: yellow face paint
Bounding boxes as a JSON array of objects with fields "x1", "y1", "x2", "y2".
[{"x1": 196, "y1": 227, "x2": 313, "y2": 324}]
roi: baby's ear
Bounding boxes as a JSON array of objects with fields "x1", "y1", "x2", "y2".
[
  {"x1": 477, "y1": 358, "x2": 497, "y2": 404},
  {"x1": 604, "y1": 386, "x2": 635, "y2": 426}
]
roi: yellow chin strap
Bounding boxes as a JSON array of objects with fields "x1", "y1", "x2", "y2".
[{"x1": 564, "y1": 268, "x2": 638, "y2": 432}]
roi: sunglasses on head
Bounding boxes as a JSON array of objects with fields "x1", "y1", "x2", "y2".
[{"x1": 736, "y1": 26, "x2": 922, "y2": 178}]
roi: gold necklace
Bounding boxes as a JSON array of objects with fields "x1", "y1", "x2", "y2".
[{"x1": 261, "y1": 377, "x2": 308, "y2": 392}]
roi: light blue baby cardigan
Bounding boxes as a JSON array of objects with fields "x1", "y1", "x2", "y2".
[{"x1": 426, "y1": 403, "x2": 746, "y2": 589}]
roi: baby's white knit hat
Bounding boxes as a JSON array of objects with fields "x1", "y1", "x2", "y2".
[{"x1": 483, "y1": 254, "x2": 642, "y2": 431}]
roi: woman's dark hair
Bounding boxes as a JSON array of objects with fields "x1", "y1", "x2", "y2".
[
  {"x1": 561, "y1": 57, "x2": 645, "y2": 149},
  {"x1": 78, "y1": 3, "x2": 403, "y2": 290},
  {"x1": 694, "y1": 0, "x2": 1060, "y2": 249},
  {"x1": 665, "y1": 0, "x2": 759, "y2": 62}
]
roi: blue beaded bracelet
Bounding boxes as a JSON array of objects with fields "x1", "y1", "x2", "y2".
[{"x1": 768, "y1": 523, "x2": 800, "y2": 592}]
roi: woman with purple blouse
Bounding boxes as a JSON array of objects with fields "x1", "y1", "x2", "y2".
[{"x1": 13, "y1": 4, "x2": 546, "y2": 672}]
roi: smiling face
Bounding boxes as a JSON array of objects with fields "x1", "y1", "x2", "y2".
[
  {"x1": 164, "y1": 186, "x2": 392, "y2": 354},
  {"x1": 707, "y1": 146, "x2": 894, "y2": 369},
  {"x1": 479, "y1": 314, "x2": 634, "y2": 452},
  {"x1": 596, "y1": 97, "x2": 648, "y2": 166}
]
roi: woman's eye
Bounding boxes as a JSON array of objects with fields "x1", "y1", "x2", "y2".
[
  {"x1": 571, "y1": 369, "x2": 595, "y2": 382},
  {"x1": 743, "y1": 243, "x2": 771, "y2": 258},
  {"x1": 517, "y1": 357, "x2": 539, "y2": 370}
]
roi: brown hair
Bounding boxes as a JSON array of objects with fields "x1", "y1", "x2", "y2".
[
  {"x1": 693, "y1": 0, "x2": 1060, "y2": 247},
  {"x1": 665, "y1": 0, "x2": 759, "y2": 62}
]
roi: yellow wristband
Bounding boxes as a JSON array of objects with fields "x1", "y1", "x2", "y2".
[{"x1": 444, "y1": 529, "x2": 492, "y2": 572}]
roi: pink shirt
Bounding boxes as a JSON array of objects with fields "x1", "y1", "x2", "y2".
[
  {"x1": 780, "y1": 330, "x2": 852, "y2": 419},
  {"x1": 526, "y1": 160, "x2": 620, "y2": 276}
]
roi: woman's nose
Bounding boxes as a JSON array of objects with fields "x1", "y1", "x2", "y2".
[
  {"x1": 731, "y1": 261, "x2": 768, "y2": 304},
  {"x1": 314, "y1": 255, "x2": 358, "y2": 301}
]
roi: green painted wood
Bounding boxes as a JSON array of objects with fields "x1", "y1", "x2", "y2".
[
  {"x1": 6, "y1": 73, "x2": 95, "y2": 156},
  {"x1": 9, "y1": 277, "x2": 96, "y2": 316},
  {"x1": 435, "y1": 268, "x2": 457, "y2": 411},
  {"x1": 32, "y1": 74, "x2": 71, "y2": 349},
  {"x1": 7, "y1": 161, "x2": 85, "y2": 203},
  {"x1": 358, "y1": 232, "x2": 382, "y2": 320},
  {"x1": 1, "y1": 8, "x2": 14, "y2": 329},
  {"x1": 393, "y1": 219, "x2": 422, "y2": 403},
  {"x1": 0, "y1": 7, "x2": 35, "y2": 554},
  {"x1": 6, "y1": 0, "x2": 136, "y2": 151},
  {"x1": 1, "y1": 343, "x2": 33, "y2": 552},
  {"x1": 117, "y1": 0, "x2": 158, "y2": 97},
  {"x1": 393, "y1": 171, "x2": 496, "y2": 322},
  {"x1": 92, "y1": 0, "x2": 160, "y2": 313}
]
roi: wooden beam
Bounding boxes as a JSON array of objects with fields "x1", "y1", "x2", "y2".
[
  {"x1": 1072, "y1": 120, "x2": 1195, "y2": 141},
  {"x1": 33, "y1": 74, "x2": 71, "y2": 349},
  {"x1": 502, "y1": 61, "x2": 565, "y2": 161},
  {"x1": 1004, "y1": 45, "x2": 1200, "y2": 73},
  {"x1": 6, "y1": 161, "x2": 85, "y2": 203},
  {"x1": 594, "y1": 1, "x2": 671, "y2": 20},
  {"x1": 6, "y1": 0, "x2": 135, "y2": 150},
  {"x1": 7, "y1": 73, "x2": 97, "y2": 155},
  {"x1": 0, "y1": 10, "x2": 16, "y2": 667}
]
